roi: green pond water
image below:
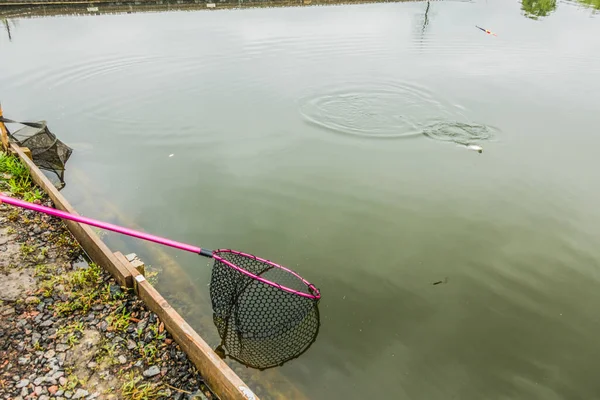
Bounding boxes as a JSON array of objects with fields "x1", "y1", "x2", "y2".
[{"x1": 2, "y1": 0, "x2": 600, "y2": 398}]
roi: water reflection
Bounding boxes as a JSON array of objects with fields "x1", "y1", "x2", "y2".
[
  {"x1": 522, "y1": 0, "x2": 600, "y2": 19},
  {"x1": 572, "y1": 0, "x2": 600, "y2": 10},
  {"x1": 2, "y1": 18, "x2": 12, "y2": 41},
  {"x1": 521, "y1": 0, "x2": 557, "y2": 19}
]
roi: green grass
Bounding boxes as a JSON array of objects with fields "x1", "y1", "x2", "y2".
[
  {"x1": 121, "y1": 372, "x2": 166, "y2": 400},
  {"x1": 0, "y1": 152, "x2": 35, "y2": 196}
]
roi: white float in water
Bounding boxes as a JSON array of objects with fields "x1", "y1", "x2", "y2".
[
  {"x1": 457, "y1": 144, "x2": 483, "y2": 153},
  {"x1": 466, "y1": 144, "x2": 483, "y2": 153}
]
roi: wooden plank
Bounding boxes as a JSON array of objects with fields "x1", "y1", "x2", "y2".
[
  {"x1": 9, "y1": 143, "x2": 133, "y2": 289},
  {"x1": 0, "y1": 105, "x2": 9, "y2": 152},
  {"x1": 113, "y1": 252, "x2": 259, "y2": 400}
]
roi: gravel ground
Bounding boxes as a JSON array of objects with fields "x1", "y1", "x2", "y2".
[{"x1": 0, "y1": 166, "x2": 217, "y2": 400}]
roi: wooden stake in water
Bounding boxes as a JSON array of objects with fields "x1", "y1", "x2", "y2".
[{"x1": 0, "y1": 104, "x2": 9, "y2": 151}]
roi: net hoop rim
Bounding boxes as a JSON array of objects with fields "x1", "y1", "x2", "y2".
[{"x1": 213, "y1": 249, "x2": 321, "y2": 300}]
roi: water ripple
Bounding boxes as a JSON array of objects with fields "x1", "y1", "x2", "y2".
[{"x1": 298, "y1": 80, "x2": 498, "y2": 144}]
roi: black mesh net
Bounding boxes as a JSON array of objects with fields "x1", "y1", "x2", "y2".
[
  {"x1": 1, "y1": 117, "x2": 73, "y2": 188},
  {"x1": 210, "y1": 251, "x2": 320, "y2": 370}
]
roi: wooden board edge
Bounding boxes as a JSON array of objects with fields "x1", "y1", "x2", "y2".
[{"x1": 113, "y1": 252, "x2": 260, "y2": 400}]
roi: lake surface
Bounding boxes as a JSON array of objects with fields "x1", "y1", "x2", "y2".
[{"x1": 2, "y1": 0, "x2": 600, "y2": 398}]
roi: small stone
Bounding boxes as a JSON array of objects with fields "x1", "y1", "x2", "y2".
[
  {"x1": 87, "y1": 361, "x2": 97, "y2": 369},
  {"x1": 118, "y1": 355, "x2": 127, "y2": 364},
  {"x1": 137, "y1": 319, "x2": 147, "y2": 332},
  {"x1": 44, "y1": 349, "x2": 56, "y2": 359},
  {"x1": 34, "y1": 376, "x2": 44, "y2": 385},
  {"x1": 39, "y1": 395, "x2": 50, "y2": 400},
  {"x1": 48, "y1": 385, "x2": 59, "y2": 395},
  {"x1": 64, "y1": 391, "x2": 73, "y2": 399},
  {"x1": 32, "y1": 332, "x2": 42, "y2": 343},
  {"x1": 21, "y1": 386, "x2": 29, "y2": 397},
  {"x1": 59, "y1": 377, "x2": 68, "y2": 386},
  {"x1": 18, "y1": 357, "x2": 29, "y2": 365},
  {"x1": 98, "y1": 321, "x2": 108, "y2": 332},
  {"x1": 56, "y1": 344, "x2": 69, "y2": 352},
  {"x1": 52, "y1": 371, "x2": 65, "y2": 379},
  {"x1": 40, "y1": 319, "x2": 54, "y2": 327},
  {"x1": 34, "y1": 386, "x2": 43, "y2": 395},
  {"x1": 109, "y1": 284, "x2": 122, "y2": 299},
  {"x1": 72, "y1": 388, "x2": 89, "y2": 399},
  {"x1": 2, "y1": 307, "x2": 15, "y2": 316},
  {"x1": 16, "y1": 379, "x2": 29, "y2": 388},
  {"x1": 56, "y1": 390, "x2": 64, "y2": 396},
  {"x1": 143, "y1": 366, "x2": 160, "y2": 378},
  {"x1": 127, "y1": 339, "x2": 136, "y2": 350}
]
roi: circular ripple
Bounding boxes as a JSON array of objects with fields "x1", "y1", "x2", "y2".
[
  {"x1": 299, "y1": 81, "x2": 456, "y2": 138},
  {"x1": 299, "y1": 81, "x2": 499, "y2": 144},
  {"x1": 422, "y1": 121, "x2": 497, "y2": 145}
]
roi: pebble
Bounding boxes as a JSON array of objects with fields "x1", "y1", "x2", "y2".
[
  {"x1": 72, "y1": 388, "x2": 89, "y2": 399},
  {"x1": 118, "y1": 355, "x2": 127, "y2": 364},
  {"x1": 2, "y1": 307, "x2": 15, "y2": 316},
  {"x1": 48, "y1": 385, "x2": 59, "y2": 395},
  {"x1": 44, "y1": 349, "x2": 56, "y2": 359},
  {"x1": 59, "y1": 376, "x2": 68, "y2": 386},
  {"x1": 40, "y1": 319, "x2": 54, "y2": 327},
  {"x1": 56, "y1": 344, "x2": 69, "y2": 352},
  {"x1": 16, "y1": 379, "x2": 29, "y2": 388},
  {"x1": 143, "y1": 365, "x2": 161, "y2": 378},
  {"x1": 18, "y1": 357, "x2": 29, "y2": 365}
]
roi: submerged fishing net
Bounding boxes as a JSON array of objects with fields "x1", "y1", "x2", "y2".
[
  {"x1": 1, "y1": 117, "x2": 73, "y2": 187},
  {"x1": 210, "y1": 250, "x2": 320, "y2": 370}
]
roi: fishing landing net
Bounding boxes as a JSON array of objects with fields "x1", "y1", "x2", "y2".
[
  {"x1": 209, "y1": 250, "x2": 321, "y2": 370},
  {"x1": 0, "y1": 117, "x2": 73, "y2": 188}
]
